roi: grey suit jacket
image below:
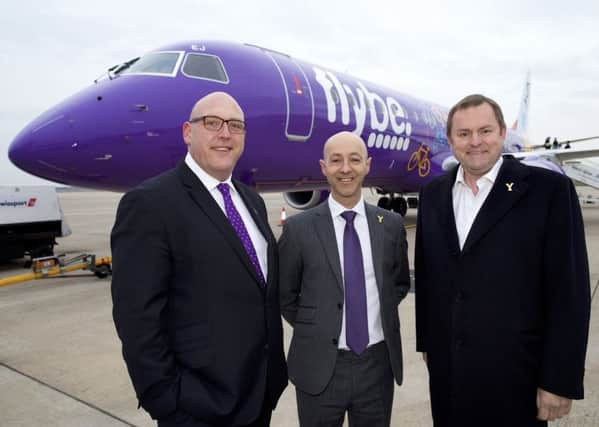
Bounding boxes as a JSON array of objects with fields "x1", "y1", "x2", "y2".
[{"x1": 279, "y1": 200, "x2": 410, "y2": 395}]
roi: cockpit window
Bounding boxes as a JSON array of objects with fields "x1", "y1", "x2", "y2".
[
  {"x1": 181, "y1": 53, "x2": 229, "y2": 83},
  {"x1": 121, "y1": 51, "x2": 183, "y2": 77}
]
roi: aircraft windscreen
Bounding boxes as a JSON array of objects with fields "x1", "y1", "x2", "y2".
[
  {"x1": 181, "y1": 53, "x2": 229, "y2": 83},
  {"x1": 121, "y1": 52, "x2": 182, "y2": 76}
]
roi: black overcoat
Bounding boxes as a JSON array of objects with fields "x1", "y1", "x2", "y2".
[{"x1": 415, "y1": 159, "x2": 590, "y2": 427}]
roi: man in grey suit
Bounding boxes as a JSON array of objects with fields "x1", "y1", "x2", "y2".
[{"x1": 279, "y1": 131, "x2": 410, "y2": 427}]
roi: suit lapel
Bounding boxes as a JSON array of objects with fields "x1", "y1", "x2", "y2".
[
  {"x1": 177, "y1": 163, "x2": 264, "y2": 288},
  {"x1": 462, "y1": 159, "x2": 529, "y2": 253},
  {"x1": 313, "y1": 202, "x2": 344, "y2": 291},
  {"x1": 365, "y1": 204, "x2": 384, "y2": 293},
  {"x1": 437, "y1": 167, "x2": 461, "y2": 255},
  {"x1": 233, "y1": 180, "x2": 276, "y2": 290},
  {"x1": 234, "y1": 181, "x2": 272, "y2": 244}
]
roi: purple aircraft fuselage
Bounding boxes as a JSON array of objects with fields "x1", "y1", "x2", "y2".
[{"x1": 8, "y1": 40, "x2": 532, "y2": 211}]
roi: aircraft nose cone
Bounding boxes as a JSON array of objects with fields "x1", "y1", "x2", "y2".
[
  {"x1": 8, "y1": 128, "x2": 34, "y2": 173},
  {"x1": 7, "y1": 109, "x2": 75, "y2": 183}
]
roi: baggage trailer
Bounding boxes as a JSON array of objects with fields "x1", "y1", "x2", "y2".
[{"x1": 0, "y1": 186, "x2": 71, "y2": 262}]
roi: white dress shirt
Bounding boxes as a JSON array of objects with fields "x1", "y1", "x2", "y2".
[
  {"x1": 328, "y1": 195, "x2": 384, "y2": 350},
  {"x1": 185, "y1": 153, "x2": 268, "y2": 280},
  {"x1": 452, "y1": 157, "x2": 503, "y2": 249}
]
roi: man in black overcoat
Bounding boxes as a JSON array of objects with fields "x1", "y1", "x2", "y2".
[{"x1": 415, "y1": 94, "x2": 590, "y2": 426}]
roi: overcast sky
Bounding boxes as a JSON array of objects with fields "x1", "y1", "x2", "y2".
[{"x1": 1, "y1": 0, "x2": 598, "y2": 186}]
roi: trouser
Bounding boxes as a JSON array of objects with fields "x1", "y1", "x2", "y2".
[{"x1": 296, "y1": 341, "x2": 394, "y2": 427}]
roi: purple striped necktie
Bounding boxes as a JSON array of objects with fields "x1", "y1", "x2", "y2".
[
  {"x1": 341, "y1": 210, "x2": 369, "y2": 355},
  {"x1": 217, "y1": 183, "x2": 266, "y2": 286}
]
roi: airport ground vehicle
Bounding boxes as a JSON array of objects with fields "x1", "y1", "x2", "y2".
[{"x1": 0, "y1": 186, "x2": 70, "y2": 262}]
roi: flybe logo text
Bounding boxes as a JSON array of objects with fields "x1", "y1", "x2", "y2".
[{"x1": 313, "y1": 67, "x2": 412, "y2": 151}]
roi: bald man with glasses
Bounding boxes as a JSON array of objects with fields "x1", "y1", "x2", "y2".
[{"x1": 111, "y1": 91, "x2": 288, "y2": 427}]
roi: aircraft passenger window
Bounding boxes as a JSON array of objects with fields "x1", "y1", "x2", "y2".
[
  {"x1": 182, "y1": 54, "x2": 229, "y2": 83},
  {"x1": 122, "y1": 52, "x2": 181, "y2": 76}
]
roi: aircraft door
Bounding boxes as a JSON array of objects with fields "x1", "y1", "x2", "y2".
[{"x1": 266, "y1": 52, "x2": 314, "y2": 142}]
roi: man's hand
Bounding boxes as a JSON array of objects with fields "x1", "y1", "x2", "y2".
[{"x1": 536, "y1": 388, "x2": 572, "y2": 421}]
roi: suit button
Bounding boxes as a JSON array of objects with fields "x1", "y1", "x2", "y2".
[
  {"x1": 337, "y1": 302, "x2": 343, "y2": 310},
  {"x1": 455, "y1": 338, "x2": 464, "y2": 348},
  {"x1": 332, "y1": 338, "x2": 338, "y2": 345},
  {"x1": 455, "y1": 292, "x2": 464, "y2": 303},
  {"x1": 264, "y1": 344, "x2": 269, "y2": 352}
]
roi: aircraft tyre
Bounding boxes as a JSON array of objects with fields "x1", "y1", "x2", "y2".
[
  {"x1": 391, "y1": 197, "x2": 408, "y2": 216},
  {"x1": 377, "y1": 197, "x2": 391, "y2": 210}
]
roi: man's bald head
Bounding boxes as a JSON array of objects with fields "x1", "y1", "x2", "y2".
[
  {"x1": 183, "y1": 91, "x2": 246, "y2": 182},
  {"x1": 322, "y1": 131, "x2": 368, "y2": 161},
  {"x1": 320, "y1": 131, "x2": 371, "y2": 208},
  {"x1": 190, "y1": 91, "x2": 244, "y2": 121}
]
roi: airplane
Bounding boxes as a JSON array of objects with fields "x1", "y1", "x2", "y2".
[{"x1": 8, "y1": 40, "x2": 599, "y2": 215}]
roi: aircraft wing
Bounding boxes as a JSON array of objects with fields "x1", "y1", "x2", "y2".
[
  {"x1": 505, "y1": 145, "x2": 599, "y2": 189},
  {"x1": 561, "y1": 160, "x2": 599, "y2": 190},
  {"x1": 528, "y1": 135, "x2": 599, "y2": 150},
  {"x1": 507, "y1": 145, "x2": 599, "y2": 162}
]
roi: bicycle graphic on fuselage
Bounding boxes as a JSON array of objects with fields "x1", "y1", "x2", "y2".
[{"x1": 407, "y1": 143, "x2": 431, "y2": 177}]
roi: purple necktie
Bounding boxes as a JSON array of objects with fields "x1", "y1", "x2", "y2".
[
  {"x1": 341, "y1": 211, "x2": 369, "y2": 355},
  {"x1": 217, "y1": 183, "x2": 266, "y2": 286}
]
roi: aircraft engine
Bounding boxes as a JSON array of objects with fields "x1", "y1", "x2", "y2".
[
  {"x1": 283, "y1": 190, "x2": 329, "y2": 210},
  {"x1": 442, "y1": 155, "x2": 459, "y2": 171}
]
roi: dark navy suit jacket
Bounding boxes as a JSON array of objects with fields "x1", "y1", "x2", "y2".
[{"x1": 111, "y1": 162, "x2": 287, "y2": 426}]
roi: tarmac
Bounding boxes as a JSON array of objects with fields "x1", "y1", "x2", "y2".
[{"x1": 1, "y1": 189, "x2": 598, "y2": 426}]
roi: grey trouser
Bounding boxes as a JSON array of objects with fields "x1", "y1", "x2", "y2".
[{"x1": 296, "y1": 341, "x2": 394, "y2": 427}]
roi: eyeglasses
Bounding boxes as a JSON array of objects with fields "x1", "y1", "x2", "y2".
[{"x1": 189, "y1": 115, "x2": 246, "y2": 134}]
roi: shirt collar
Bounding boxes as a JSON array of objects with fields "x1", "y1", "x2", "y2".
[
  {"x1": 455, "y1": 156, "x2": 503, "y2": 187},
  {"x1": 185, "y1": 152, "x2": 235, "y2": 193},
  {"x1": 328, "y1": 194, "x2": 366, "y2": 218}
]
